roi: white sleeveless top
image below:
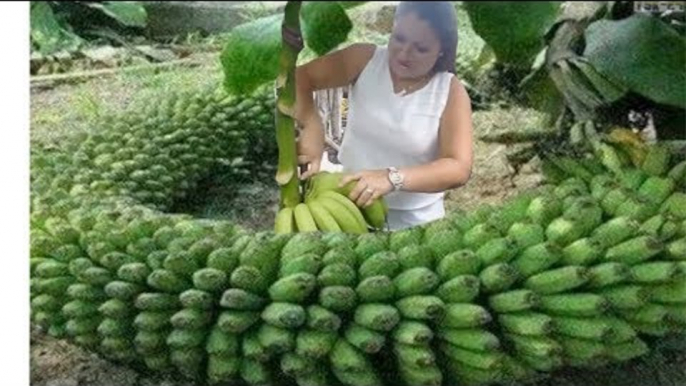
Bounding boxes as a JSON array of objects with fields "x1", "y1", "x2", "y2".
[{"x1": 338, "y1": 45, "x2": 454, "y2": 228}]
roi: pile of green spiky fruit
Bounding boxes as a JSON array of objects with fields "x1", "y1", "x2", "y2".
[{"x1": 275, "y1": 172, "x2": 389, "y2": 234}]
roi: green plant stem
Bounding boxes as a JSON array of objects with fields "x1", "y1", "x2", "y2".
[{"x1": 275, "y1": 1, "x2": 304, "y2": 209}]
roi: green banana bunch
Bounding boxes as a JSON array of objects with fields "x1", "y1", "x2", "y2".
[
  {"x1": 604, "y1": 127, "x2": 649, "y2": 168},
  {"x1": 561, "y1": 121, "x2": 649, "y2": 180},
  {"x1": 274, "y1": 172, "x2": 389, "y2": 234}
]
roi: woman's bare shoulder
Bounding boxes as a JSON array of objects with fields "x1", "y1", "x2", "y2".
[
  {"x1": 346, "y1": 42, "x2": 378, "y2": 56},
  {"x1": 448, "y1": 75, "x2": 469, "y2": 101},
  {"x1": 440, "y1": 74, "x2": 473, "y2": 132}
]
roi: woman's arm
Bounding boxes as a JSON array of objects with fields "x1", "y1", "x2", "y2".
[
  {"x1": 295, "y1": 43, "x2": 376, "y2": 123},
  {"x1": 294, "y1": 43, "x2": 376, "y2": 179},
  {"x1": 341, "y1": 76, "x2": 474, "y2": 206}
]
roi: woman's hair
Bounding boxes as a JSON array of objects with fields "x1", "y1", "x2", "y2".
[{"x1": 394, "y1": 1, "x2": 458, "y2": 74}]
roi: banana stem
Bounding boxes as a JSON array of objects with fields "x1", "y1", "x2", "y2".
[{"x1": 275, "y1": 1, "x2": 304, "y2": 209}]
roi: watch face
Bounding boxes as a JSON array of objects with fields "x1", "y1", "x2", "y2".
[
  {"x1": 388, "y1": 168, "x2": 403, "y2": 189},
  {"x1": 390, "y1": 172, "x2": 403, "y2": 186}
]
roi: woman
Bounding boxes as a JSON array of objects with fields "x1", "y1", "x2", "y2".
[{"x1": 295, "y1": 1, "x2": 474, "y2": 231}]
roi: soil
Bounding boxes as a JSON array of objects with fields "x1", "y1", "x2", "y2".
[{"x1": 31, "y1": 327, "x2": 187, "y2": 386}]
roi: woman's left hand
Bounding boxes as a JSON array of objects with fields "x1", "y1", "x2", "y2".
[{"x1": 338, "y1": 169, "x2": 394, "y2": 207}]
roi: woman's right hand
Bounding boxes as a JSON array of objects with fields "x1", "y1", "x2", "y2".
[
  {"x1": 296, "y1": 115, "x2": 325, "y2": 180},
  {"x1": 293, "y1": 43, "x2": 376, "y2": 180}
]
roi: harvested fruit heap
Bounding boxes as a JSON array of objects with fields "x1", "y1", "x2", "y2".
[{"x1": 30, "y1": 82, "x2": 686, "y2": 386}]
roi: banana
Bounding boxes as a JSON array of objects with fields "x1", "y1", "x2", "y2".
[
  {"x1": 304, "y1": 171, "x2": 389, "y2": 230},
  {"x1": 605, "y1": 127, "x2": 648, "y2": 167},
  {"x1": 318, "y1": 195, "x2": 368, "y2": 234},
  {"x1": 618, "y1": 144, "x2": 647, "y2": 168},
  {"x1": 613, "y1": 145, "x2": 633, "y2": 168},
  {"x1": 569, "y1": 121, "x2": 586, "y2": 147},
  {"x1": 598, "y1": 142, "x2": 626, "y2": 177},
  {"x1": 305, "y1": 172, "x2": 345, "y2": 201},
  {"x1": 275, "y1": 207, "x2": 295, "y2": 234},
  {"x1": 319, "y1": 191, "x2": 368, "y2": 231},
  {"x1": 584, "y1": 120, "x2": 602, "y2": 154},
  {"x1": 336, "y1": 180, "x2": 388, "y2": 230},
  {"x1": 362, "y1": 200, "x2": 388, "y2": 230},
  {"x1": 606, "y1": 127, "x2": 647, "y2": 150},
  {"x1": 307, "y1": 198, "x2": 342, "y2": 232},
  {"x1": 293, "y1": 203, "x2": 318, "y2": 232}
]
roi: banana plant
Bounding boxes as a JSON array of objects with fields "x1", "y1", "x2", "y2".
[
  {"x1": 220, "y1": 1, "x2": 359, "y2": 210},
  {"x1": 220, "y1": 1, "x2": 391, "y2": 234},
  {"x1": 461, "y1": 1, "x2": 685, "y2": 169},
  {"x1": 31, "y1": 1, "x2": 148, "y2": 55}
]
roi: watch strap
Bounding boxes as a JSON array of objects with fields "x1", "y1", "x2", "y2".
[{"x1": 387, "y1": 167, "x2": 404, "y2": 191}]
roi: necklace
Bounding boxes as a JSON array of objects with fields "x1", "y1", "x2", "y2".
[{"x1": 394, "y1": 74, "x2": 430, "y2": 96}]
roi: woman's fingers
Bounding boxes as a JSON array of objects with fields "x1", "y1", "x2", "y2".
[
  {"x1": 352, "y1": 182, "x2": 374, "y2": 206},
  {"x1": 357, "y1": 188, "x2": 376, "y2": 207},
  {"x1": 363, "y1": 190, "x2": 381, "y2": 208},
  {"x1": 297, "y1": 155, "x2": 313, "y2": 166},
  {"x1": 347, "y1": 178, "x2": 368, "y2": 201},
  {"x1": 338, "y1": 173, "x2": 361, "y2": 188},
  {"x1": 297, "y1": 154, "x2": 322, "y2": 180},
  {"x1": 300, "y1": 158, "x2": 321, "y2": 180}
]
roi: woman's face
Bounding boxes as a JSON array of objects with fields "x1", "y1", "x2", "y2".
[{"x1": 388, "y1": 11, "x2": 442, "y2": 80}]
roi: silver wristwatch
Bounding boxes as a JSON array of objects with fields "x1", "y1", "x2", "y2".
[{"x1": 387, "y1": 167, "x2": 405, "y2": 191}]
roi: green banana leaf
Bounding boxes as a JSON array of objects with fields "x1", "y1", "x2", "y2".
[
  {"x1": 221, "y1": 13, "x2": 283, "y2": 96},
  {"x1": 519, "y1": 61, "x2": 566, "y2": 124},
  {"x1": 463, "y1": 1, "x2": 563, "y2": 68},
  {"x1": 454, "y1": 2, "x2": 494, "y2": 83},
  {"x1": 88, "y1": 1, "x2": 147, "y2": 28},
  {"x1": 30, "y1": 2, "x2": 83, "y2": 55},
  {"x1": 584, "y1": 14, "x2": 686, "y2": 108},
  {"x1": 301, "y1": 2, "x2": 353, "y2": 56},
  {"x1": 222, "y1": 1, "x2": 354, "y2": 96}
]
